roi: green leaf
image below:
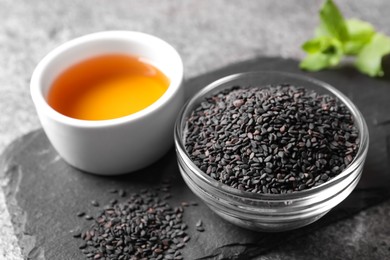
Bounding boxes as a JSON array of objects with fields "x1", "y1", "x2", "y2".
[
  {"x1": 344, "y1": 19, "x2": 375, "y2": 55},
  {"x1": 356, "y1": 33, "x2": 390, "y2": 77},
  {"x1": 300, "y1": 49, "x2": 343, "y2": 71},
  {"x1": 300, "y1": 53, "x2": 332, "y2": 71},
  {"x1": 302, "y1": 36, "x2": 341, "y2": 53},
  {"x1": 302, "y1": 38, "x2": 323, "y2": 53},
  {"x1": 346, "y1": 19, "x2": 375, "y2": 41},
  {"x1": 319, "y1": 0, "x2": 348, "y2": 42},
  {"x1": 301, "y1": 0, "x2": 390, "y2": 77},
  {"x1": 301, "y1": 36, "x2": 343, "y2": 71}
]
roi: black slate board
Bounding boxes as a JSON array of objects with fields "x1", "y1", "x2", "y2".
[{"x1": 2, "y1": 57, "x2": 390, "y2": 260}]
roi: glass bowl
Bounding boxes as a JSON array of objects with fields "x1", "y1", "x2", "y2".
[{"x1": 174, "y1": 71, "x2": 369, "y2": 232}]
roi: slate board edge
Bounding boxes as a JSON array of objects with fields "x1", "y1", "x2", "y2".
[
  {"x1": 1, "y1": 56, "x2": 390, "y2": 259},
  {"x1": 0, "y1": 130, "x2": 45, "y2": 259}
]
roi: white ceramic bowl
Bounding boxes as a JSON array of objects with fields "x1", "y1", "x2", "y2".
[{"x1": 30, "y1": 31, "x2": 184, "y2": 175}]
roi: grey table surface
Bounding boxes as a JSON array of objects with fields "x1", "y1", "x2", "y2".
[{"x1": 1, "y1": 0, "x2": 390, "y2": 259}]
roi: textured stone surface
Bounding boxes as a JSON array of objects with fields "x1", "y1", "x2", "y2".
[
  {"x1": 1, "y1": 0, "x2": 390, "y2": 259},
  {"x1": 2, "y1": 57, "x2": 390, "y2": 260}
]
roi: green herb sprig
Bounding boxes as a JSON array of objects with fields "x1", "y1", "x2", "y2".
[{"x1": 300, "y1": 0, "x2": 390, "y2": 77}]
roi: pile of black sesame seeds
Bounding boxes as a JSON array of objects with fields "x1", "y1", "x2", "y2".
[
  {"x1": 184, "y1": 84, "x2": 360, "y2": 194},
  {"x1": 74, "y1": 187, "x2": 193, "y2": 260}
]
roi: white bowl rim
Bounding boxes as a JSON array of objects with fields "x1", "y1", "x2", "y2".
[{"x1": 30, "y1": 30, "x2": 184, "y2": 128}]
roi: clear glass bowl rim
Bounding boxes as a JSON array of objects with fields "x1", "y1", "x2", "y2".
[{"x1": 174, "y1": 71, "x2": 369, "y2": 201}]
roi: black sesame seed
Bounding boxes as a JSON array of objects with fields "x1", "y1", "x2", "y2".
[
  {"x1": 75, "y1": 188, "x2": 190, "y2": 259},
  {"x1": 79, "y1": 243, "x2": 87, "y2": 249},
  {"x1": 73, "y1": 232, "x2": 82, "y2": 238},
  {"x1": 183, "y1": 236, "x2": 190, "y2": 243},
  {"x1": 77, "y1": 212, "x2": 85, "y2": 217},
  {"x1": 195, "y1": 220, "x2": 203, "y2": 227},
  {"x1": 184, "y1": 85, "x2": 359, "y2": 193},
  {"x1": 196, "y1": 226, "x2": 205, "y2": 232}
]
